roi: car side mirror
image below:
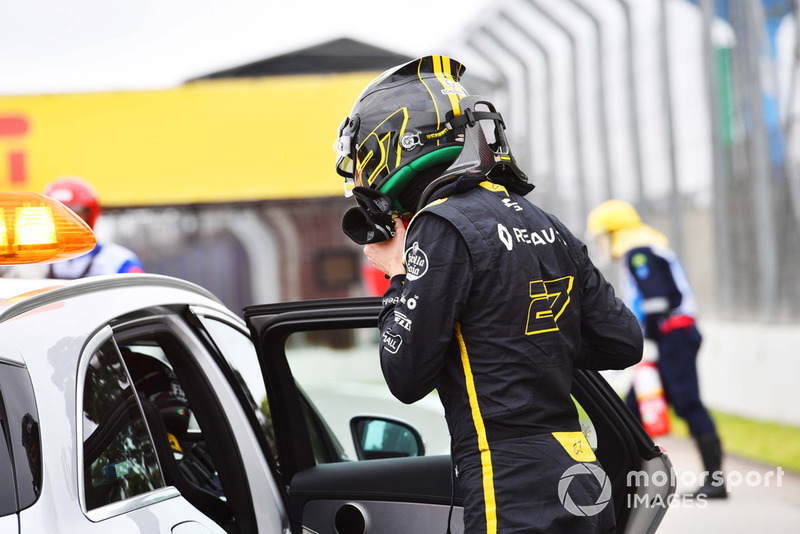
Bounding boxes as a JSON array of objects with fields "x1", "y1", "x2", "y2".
[{"x1": 349, "y1": 415, "x2": 425, "y2": 461}]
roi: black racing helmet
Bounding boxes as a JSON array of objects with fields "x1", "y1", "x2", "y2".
[
  {"x1": 335, "y1": 55, "x2": 469, "y2": 214},
  {"x1": 121, "y1": 349, "x2": 191, "y2": 446}
]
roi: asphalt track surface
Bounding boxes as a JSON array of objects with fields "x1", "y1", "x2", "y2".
[{"x1": 654, "y1": 434, "x2": 800, "y2": 532}]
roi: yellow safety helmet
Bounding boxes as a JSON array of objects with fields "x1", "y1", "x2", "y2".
[
  {"x1": 587, "y1": 199, "x2": 642, "y2": 235},
  {"x1": 588, "y1": 200, "x2": 669, "y2": 258}
]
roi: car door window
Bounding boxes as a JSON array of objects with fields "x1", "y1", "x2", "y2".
[
  {"x1": 81, "y1": 340, "x2": 164, "y2": 511},
  {"x1": 285, "y1": 327, "x2": 450, "y2": 463},
  {"x1": 193, "y1": 315, "x2": 276, "y2": 459},
  {"x1": 119, "y1": 340, "x2": 228, "y2": 504}
]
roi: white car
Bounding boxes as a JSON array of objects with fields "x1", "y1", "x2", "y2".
[{"x1": 0, "y1": 193, "x2": 674, "y2": 533}]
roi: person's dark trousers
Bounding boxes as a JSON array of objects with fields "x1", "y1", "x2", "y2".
[
  {"x1": 625, "y1": 387, "x2": 641, "y2": 422},
  {"x1": 626, "y1": 325, "x2": 716, "y2": 436},
  {"x1": 657, "y1": 325, "x2": 715, "y2": 435}
]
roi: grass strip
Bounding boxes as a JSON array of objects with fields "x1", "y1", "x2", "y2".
[{"x1": 668, "y1": 409, "x2": 800, "y2": 473}]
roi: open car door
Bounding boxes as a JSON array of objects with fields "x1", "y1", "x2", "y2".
[{"x1": 245, "y1": 297, "x2": 674, "y2": 534}]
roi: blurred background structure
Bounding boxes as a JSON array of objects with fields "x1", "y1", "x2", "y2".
[
  {"x1": 443, "y1": 0, "x2": 800, "y2": 428},
  {"x1": 1, "y1": 0, "x2": 799, "y2": 425},
  {"x1": 451, "y1": 0, "x2": 800, "y2": 325}
]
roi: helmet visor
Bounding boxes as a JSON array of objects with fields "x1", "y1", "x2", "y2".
[{"x1": 335, "y1": 115, "x2": 360, "y2": 196}]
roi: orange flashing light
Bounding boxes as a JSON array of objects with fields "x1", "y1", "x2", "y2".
[{"x1": 0, "y1": 192, "x2": 96, "y2": 264}]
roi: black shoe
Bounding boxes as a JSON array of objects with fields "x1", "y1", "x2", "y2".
[
  {"x1": 688, "y1": 432, "x2": 728, "y2": 499},
  {"x1": 686, "y1": 477, "x2": 728, "y2": 499},
  {"x1": 696, "y1": 482, "x2": 728, "y2": 499}
]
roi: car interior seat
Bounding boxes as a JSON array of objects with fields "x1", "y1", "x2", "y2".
[{"x1": 120, "y1": 348, "x2": 236, "y2": 530}]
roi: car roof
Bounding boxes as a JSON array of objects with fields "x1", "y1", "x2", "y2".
[
  {"x1": 0, "y1": 277, "x2": 70, "y2": 303},
  {"x1": 0, "y1": 273, "x2": 223, "y2": 324}
]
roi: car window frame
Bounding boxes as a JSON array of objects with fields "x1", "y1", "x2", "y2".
[
  {"x1": 187, "y1": 306, "x2": 352, "y2": 506},
  {"x1": 0, "y1": 339, "x2": 42, "y2": 516},
  {"x1": 0, "y1": 401, "x2": 16, "y2": 517},
  {"x1": 244, "y1": 298, "x2": 388, "y2": 482},
  {"x1": 0, "y1": 362, "x2": 35, "y2": 517},
  {"x1": 76, "y1": 325, "x2": 179, "y2": 522}
]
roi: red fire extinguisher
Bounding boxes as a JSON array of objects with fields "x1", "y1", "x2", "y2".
[{"x1": 633, "y1": 361, "x2": 670, "y2": 437}]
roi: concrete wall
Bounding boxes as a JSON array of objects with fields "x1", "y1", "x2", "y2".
[
  {"x1": 698, "y1": 319, "x2": 800, "y2": 427},
  {"x1": 602, "y1": 319, "x2": 800, "y2": 428}
]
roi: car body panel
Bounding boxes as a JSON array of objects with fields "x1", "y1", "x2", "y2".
[
  {"x1": 0, "y1": 275, "x2": 254, "y2": 533},
  {"x1": 0, "y1": 514, "x2": 19, "y2": 533},
  {"x1": 19, "y1": 491, "x2": 223, "y2": 533}
]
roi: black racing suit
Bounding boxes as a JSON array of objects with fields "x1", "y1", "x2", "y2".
[{"x1": 378, "y1": 182, "x2": 643, "y2": 533}]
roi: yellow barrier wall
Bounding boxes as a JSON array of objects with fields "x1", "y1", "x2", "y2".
[{"x1": 0, "y1": 73, "x2": 374, "y2": 206}]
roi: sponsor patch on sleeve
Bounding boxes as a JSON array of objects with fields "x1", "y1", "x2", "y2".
[
  {"x1": 404, "y1": 242, "x2": 429, "y2": 281},
  {"x1": 382, "y1": 332, "x2": 402, "y2": 354}
]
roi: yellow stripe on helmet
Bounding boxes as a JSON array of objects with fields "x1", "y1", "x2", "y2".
[
  {"x1": 433, "y1": 55, "x2": 463, "y2": 118},
  {"x1": 395, "y1": 107, "x2": 409, "y2": 170},
  {"x1": 360, "y1": 108, "x2": 409, "y2": 184},
  {"x1": 369, "y1": 132, "x2": 391, "y2": 187}
]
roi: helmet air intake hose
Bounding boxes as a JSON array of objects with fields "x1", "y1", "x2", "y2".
[{"x1": 341, "y1": 186, "x2": 397, "y2": 245}]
